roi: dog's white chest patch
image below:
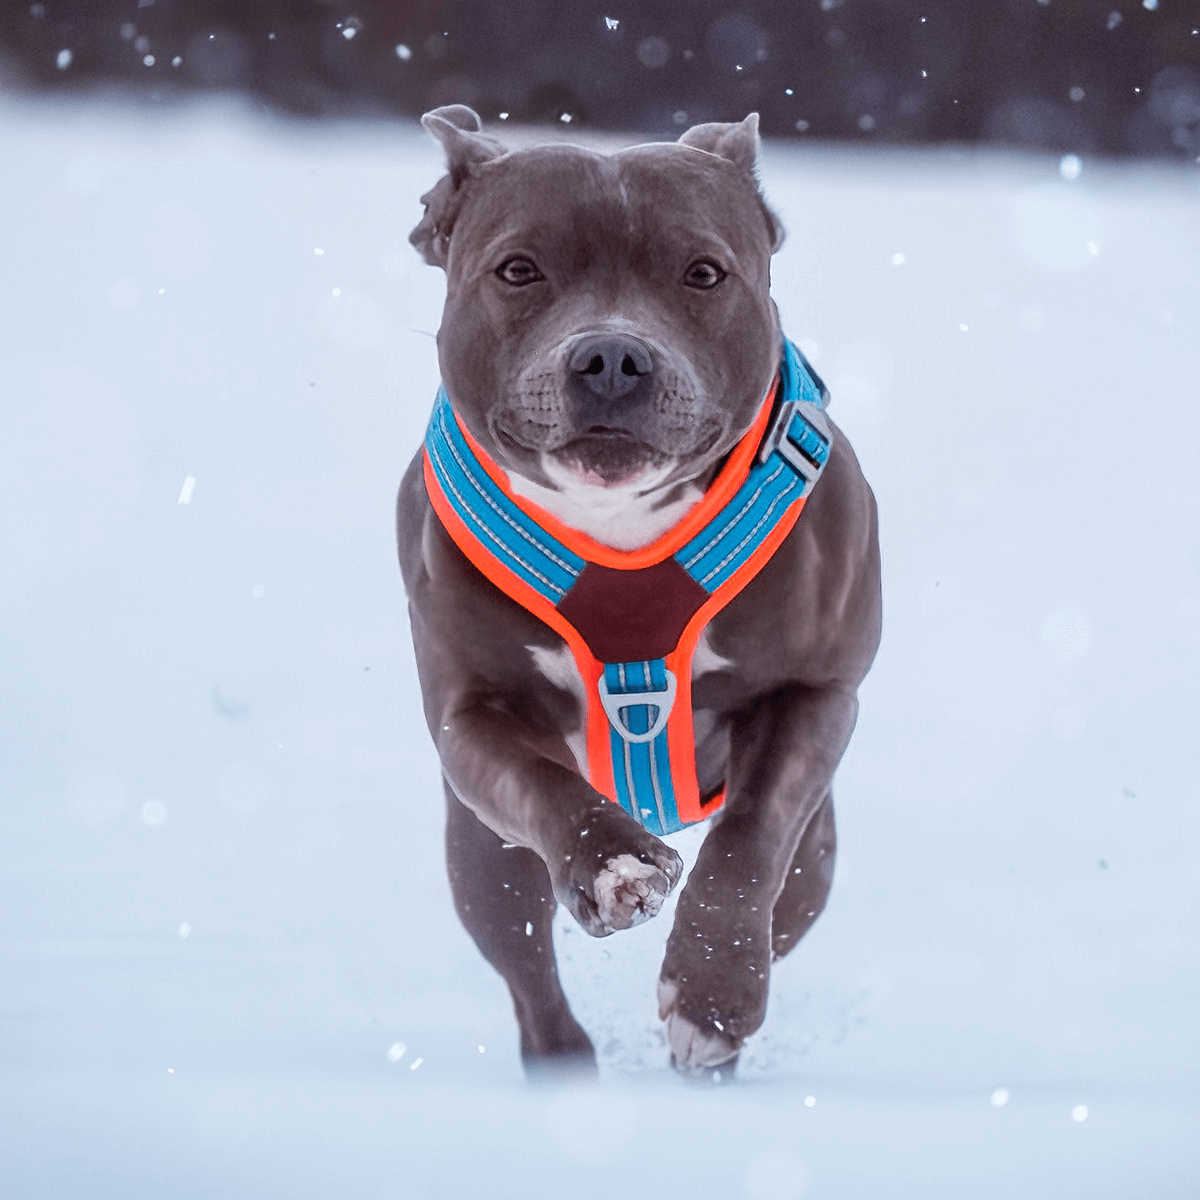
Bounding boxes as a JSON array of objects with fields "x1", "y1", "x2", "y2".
[
  {"x1": 527, "y1": 644, "x2": 588, "y2": 775},
  {"x1": 692, "y1": 628, "x2": 734, "y2": 678},
  {"x1": 509, "y1": 458, "x2": 704, "y2": 551}
]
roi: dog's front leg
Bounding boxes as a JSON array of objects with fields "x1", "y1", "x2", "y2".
[
  {"x1": 437, "y1": 701, "x2": 684, "y2": 937},
  {"x1": 658, "y1": 683, "x2": 859, "y2": 1068}
]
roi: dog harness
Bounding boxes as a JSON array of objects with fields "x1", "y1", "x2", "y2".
[{"x1": 423, "y1": 340, "x2": 832, "y2": 836}]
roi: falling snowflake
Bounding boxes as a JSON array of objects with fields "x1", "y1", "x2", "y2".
[{"x1": 141, "y1": 800, "x2": 167, "y2": 826}]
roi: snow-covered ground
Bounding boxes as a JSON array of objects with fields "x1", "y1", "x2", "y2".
[{"x1": 2, "y1": 97, "x2": 1198, "y2": 1198}]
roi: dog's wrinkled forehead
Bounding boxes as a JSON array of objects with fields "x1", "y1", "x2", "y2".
[
  {"x1": 410, "y1": 105, "x2": 783, "y2": 273},
  {"x1": 459, "y1": 148, "x2": 774, "y2": 284}
]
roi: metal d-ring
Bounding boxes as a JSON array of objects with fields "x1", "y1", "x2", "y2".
[{"x1": 597, "y1": 670, "x2": 677, "y2": 744}]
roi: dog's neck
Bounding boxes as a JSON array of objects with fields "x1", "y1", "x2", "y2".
[{"x1": 506, "y1": 456, "x2": 708, "y2": 551}]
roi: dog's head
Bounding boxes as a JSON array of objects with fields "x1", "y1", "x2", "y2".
[{"x1": 412, "y1": 105, "x2": 784, "y2": 514}]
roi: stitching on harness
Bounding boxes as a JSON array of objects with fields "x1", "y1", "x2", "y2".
[
  {"x1": 681, "y1": 460, "x2": 789, "y2": 572},
  {"x1": 647, "y1": 722, "x2": 670, "y2": 833},
  {"x1": 699, "y1": 474, "x2": 804, "y2": 587},
  {"x1": 428, "y1": 435, "x2": 567, "y2": 599},
  {"x1": 436, "y1": 405, "x2": 581, "y2": 580}
]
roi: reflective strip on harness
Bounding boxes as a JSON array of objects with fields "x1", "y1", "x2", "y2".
[
  {"x1": 422, "y1": 340, "x2": 832, "y2": 835},
  {"x1": 603, "y1": 660, "x2": 681, "y2": 836},
  {"x1": 425, "y1": 399, "x2": 585, "y2": 601}
]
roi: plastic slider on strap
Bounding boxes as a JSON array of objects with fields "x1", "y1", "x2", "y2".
[
  {"x1": 597, "y1": 670, "x2": 677, "y2": 744},
  {"x1": 782, "y1": 409, "x2": 830, "y2": 470},
  {"x1": 759, "y1": 400, "x2": 832, "y2": 486}
]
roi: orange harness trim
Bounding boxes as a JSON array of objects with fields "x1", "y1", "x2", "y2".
[{"x1": 423, "y1": 342, "x2": 832, "y2": 834}]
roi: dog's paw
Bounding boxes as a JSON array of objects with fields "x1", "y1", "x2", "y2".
[
  {"x1": 657, "y1": 980, "x2": 741, "y2": 1069},
  {"x1": 593, "y1": 854, "x2": 672, "y2": 933},
  {"x1": 557, "y1": 805, "x2": 683, "y2": 937}
]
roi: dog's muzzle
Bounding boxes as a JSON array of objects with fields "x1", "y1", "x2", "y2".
[{"x1": 566, "y1": 333, "x2": 656, "y2": 408}]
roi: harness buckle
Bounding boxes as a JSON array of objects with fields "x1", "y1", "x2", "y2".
[
  {"x1": 759, "y1": 400, "x2": 832, "y2": 486},
  {"x1": 597, "y1": 670, "x2": 677, "y2": 744},
  {"x1": 758, "y1": 397, "x2": 799, "y2": 467}
]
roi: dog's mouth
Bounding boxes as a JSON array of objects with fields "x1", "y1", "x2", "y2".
[
  {"x1": 557, "y1": 427, "x2": 662, "y2": 487},
  {"x1": 493, "y1": 417, "x2": 664, "y2": 487},
  {"x1": 491, "y1": 405, "x2": 729, "y2": 492}
]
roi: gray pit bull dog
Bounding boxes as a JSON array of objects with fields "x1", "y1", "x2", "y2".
[{"x1": 397, "y1": 105, "x2": 881, "y2": 1077}]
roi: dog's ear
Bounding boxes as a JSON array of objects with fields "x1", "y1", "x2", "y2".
[
  {"x1": 422, "y1": 105, "x2": 505, "y2": 184},
  {"x1": 678, "y1": 112, "x2": 761, "y2": 173},
  {"x1": 410, "y1": 105, "x2": 506, "y2": 268},
  {"x1": 678, "y1": 113, "x2": 784, "y2": 253}
]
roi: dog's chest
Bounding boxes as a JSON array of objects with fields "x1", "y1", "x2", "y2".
[
  {"x1": 527, "y1": 629, "x2": 733, "y2": 780},
  {"x1": 509, "y1": 463, "x2": 705, "y2": 552}
]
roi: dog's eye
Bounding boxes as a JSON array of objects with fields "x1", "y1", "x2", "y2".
[
  {"x1": 683, "y1": 259, "x2": 727, "y2": 290},
  {"x1": 496, "y1": 257, "x2": 545, "y2": 286}
]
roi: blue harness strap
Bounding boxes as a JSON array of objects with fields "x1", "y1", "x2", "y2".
[
  {"x1": 425, "y1": 398, "x2": 586, "y2": 602},
  {"x1": 675, "y1": 346, "x2": 830, "y2": 593},
  {"x1": 424, "y1": 340, "x2": 833, "y2": 835},
  {"x1": 600, "y1": 659, "x2": 682, "y2": 832}
]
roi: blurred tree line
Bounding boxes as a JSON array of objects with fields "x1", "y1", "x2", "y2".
[{"x1": 3, "y1": 0, "x2": 1199, "y2": 158}]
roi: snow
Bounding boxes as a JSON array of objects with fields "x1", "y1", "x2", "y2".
[
  {"x1": 1059, "y1": 153, "x2": 1082, "y2": 181},
  {"x1": 2, "y1": 96, "x2": 1199, "y2": 1197}
]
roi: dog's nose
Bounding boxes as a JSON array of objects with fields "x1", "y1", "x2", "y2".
[{"x1": 567, "y1": 335, "x2": 654, "y2": 402}]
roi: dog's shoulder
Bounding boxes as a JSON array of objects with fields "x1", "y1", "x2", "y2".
[
  {"x1": 798, "y1": 416, "x2": 879, "y2": 566},
  {"x1": 711, "y1": 421, "x2": 881, "y2": 689},
  {"x1": 395, "y1": 450, "x2": 428, "y2": 590},
  {"x1": 397, "y1": 447, "x2": 570, "y2": 691}
]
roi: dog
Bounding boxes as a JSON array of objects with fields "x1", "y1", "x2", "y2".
[{"x1": 397, "y1": 105, "x2": 881, "y2": 1077}]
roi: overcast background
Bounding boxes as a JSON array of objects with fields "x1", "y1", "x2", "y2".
[{"x1": 3, "y1": 0, "x2": 1200, "y2": 156}]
